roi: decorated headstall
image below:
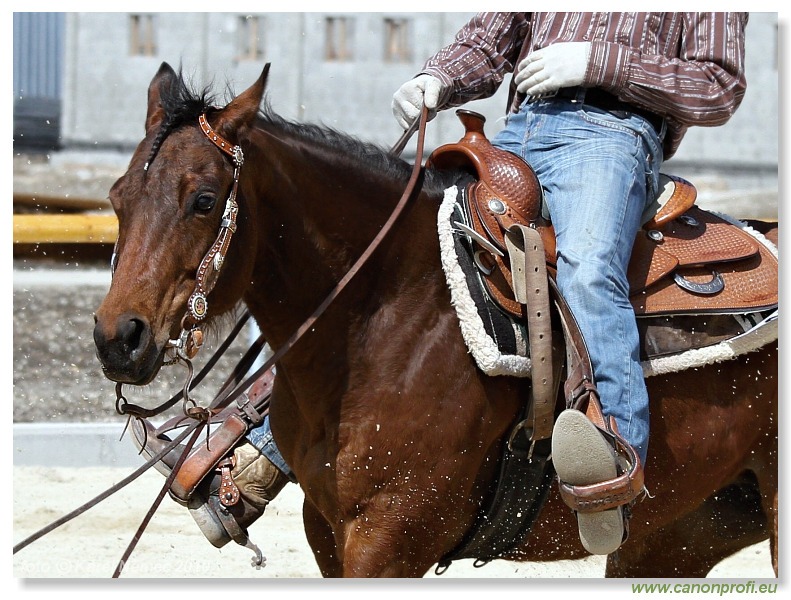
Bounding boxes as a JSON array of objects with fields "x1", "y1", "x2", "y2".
[
  {"x1": 109, "y1": 113, "x2": 244, "y2": 362},
  {"x1": 167, "y1": 113, "x2": 244, "y2": 360}
]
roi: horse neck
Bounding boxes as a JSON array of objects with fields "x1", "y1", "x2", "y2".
[{"x1": 239, "y1": 125, "x2": 443, "y2": 352}]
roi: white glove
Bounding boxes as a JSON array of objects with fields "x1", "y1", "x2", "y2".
[
  {"x1": 392, "y1": 74, "x2": 444, "y2": 130},
  {"x1": 514, "y1": 42, "x2": 591, "y2": 97}
]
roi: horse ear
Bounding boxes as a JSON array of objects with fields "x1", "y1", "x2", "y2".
[
  {"x1": 216, "y1": 63, "x2": 271, "y2": 136},
  {"x1": 145, "y1": 62, "x2": 178, "y2": 134}
]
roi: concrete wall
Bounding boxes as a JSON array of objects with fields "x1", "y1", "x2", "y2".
[{"x1": 61, "y1": 12, "x2": 777, "y2": 172}]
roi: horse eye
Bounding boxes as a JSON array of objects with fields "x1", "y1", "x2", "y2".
[{"x1": 194, "y1": 193, "x2": 217, "y2": 213}]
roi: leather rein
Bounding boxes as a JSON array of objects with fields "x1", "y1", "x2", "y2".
[{"x1": 14, "y1": 105, "x2": 430, "y2": 576}]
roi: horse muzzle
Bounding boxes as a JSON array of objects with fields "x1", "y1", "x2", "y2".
[{"x1": 93, "y1": 311, "x2": 165, "y2": 385}]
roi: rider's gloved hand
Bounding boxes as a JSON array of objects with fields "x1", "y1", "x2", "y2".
[
  {"x1": 514, "y1": 42, "x2": 592, "y2": 97},
  {"x1": 391, "y1": 74, "x2": 445, "y2": 130}
]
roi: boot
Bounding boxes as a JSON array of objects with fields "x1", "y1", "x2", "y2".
[
  {"x1": 551, "y1": 408, "x2": 644, "y2": 555},
  {"x1": 130, "y1": 418, "x2": 290, "y2": 549}
]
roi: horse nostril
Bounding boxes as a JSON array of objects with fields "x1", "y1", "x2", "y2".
[
  {"x1": 93, "y1": 312, "x2": 160, "y2": 384},
  {"x1": 118, "y1": 317, "x2": 148, "y2": 355}
]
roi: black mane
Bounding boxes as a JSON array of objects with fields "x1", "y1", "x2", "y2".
[
  {"x1": 255, "y1": 106, "x2": 453, "y2": 194},
  {"x1": 146, "y1": 68, "x2": 452, "y2": 194},
  {"x1": 258, "y1": 105, "x2": 412, "y2": 180}
]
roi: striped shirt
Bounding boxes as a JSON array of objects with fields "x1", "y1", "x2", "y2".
[{"x1": 422, "y1": 13, "x2": 748, "y2": 158}]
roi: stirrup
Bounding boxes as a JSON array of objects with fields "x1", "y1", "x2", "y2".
[
  {"x1": 187, "y1": 476, "x2": 268, "y2": 567},
  {"x1": 552, "y1": 407, "x2": 644, "y2": 555},
  {"x1": 186, "y1": 448, "x2": 289, "y2": 565},
  {"x1": 129, "y1": 417, "x2": 288, "y2": 566},
  {"x1": 555, "y1": 413, "x2": 644, "y2": 514}
]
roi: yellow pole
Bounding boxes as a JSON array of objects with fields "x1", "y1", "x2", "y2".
[{"x1": 13, "y1": 214, "x2": 118, "y2": 244}]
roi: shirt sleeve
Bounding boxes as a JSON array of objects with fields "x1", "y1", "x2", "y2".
[
  {"x1": 420, "y1": 12, "x2": 530, "y2": 109},
  {"x1": 585, "y1": 13, "x2": 748, "y2": 126}
]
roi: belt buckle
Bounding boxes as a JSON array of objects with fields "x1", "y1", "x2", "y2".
[{"x1": 526, "y1": 89, "x2": 558, "y2": 103}]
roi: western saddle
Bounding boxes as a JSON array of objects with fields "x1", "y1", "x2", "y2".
[{"x1": 428, "y1": 109, "x2": 778, "y2": 323}]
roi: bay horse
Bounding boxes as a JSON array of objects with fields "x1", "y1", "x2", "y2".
[{"x1": 93, "y1": 63, "x2": 778, "y2": 578}]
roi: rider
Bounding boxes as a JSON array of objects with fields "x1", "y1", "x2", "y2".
[
  {"x1": 391, "y1": 12, "x2": 747, "y2": 554},
  {"x1": 139, "y1": 12, "x2": 748, "y2": 556}
]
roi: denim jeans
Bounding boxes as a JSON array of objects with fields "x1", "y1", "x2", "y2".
[
  {"x1": 246, "y1": 414, "x2": 294, "y2": 479},
  {"x1": 492, "y1": 95, "x2": 665, "y2": 465}
]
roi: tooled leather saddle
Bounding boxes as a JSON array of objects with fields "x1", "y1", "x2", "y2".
[{"x1": 429, "y1": 109, "x2": 778, "y2": 347}]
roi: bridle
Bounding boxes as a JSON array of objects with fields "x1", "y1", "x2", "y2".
[
  {"x1": 109, "y1": 113, "x2": 244, "y2": 365},
  {"x1": 169, "y1": 113, "x2": 244, "y2": 361},
  {"x1": 112, "y1": 112, "x2": 246, "y2": 419}
]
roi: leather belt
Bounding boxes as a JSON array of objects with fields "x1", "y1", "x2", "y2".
[{"x1": 552, "y1": 87, "x2": 664, "y2": 134}]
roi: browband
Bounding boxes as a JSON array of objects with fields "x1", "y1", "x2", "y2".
[{"x1": 198, "y1": 113, "x2": 244, "y2": 167}]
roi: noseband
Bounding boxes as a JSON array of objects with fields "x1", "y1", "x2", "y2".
[{"x1": 168, "y1": 114, "x2": 243, "y2": 360}]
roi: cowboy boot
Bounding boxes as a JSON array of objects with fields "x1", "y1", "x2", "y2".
[
  {"x1": 189, "y1": 442, "x2": 290, "y2": 549},
  {"x1": 130, "y1": 418, "x2": 290, "y2": 548},
  {"x1": 551, "y1": 407, "x2": 644, "y2": 555}
]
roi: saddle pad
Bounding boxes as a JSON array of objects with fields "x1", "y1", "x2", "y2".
[
  {"x1": 438, "y1": 186, "x2": 778, "y2": 379},
  {"x1": 438, "y1": 186, "x2": 533, "y2": 377}
]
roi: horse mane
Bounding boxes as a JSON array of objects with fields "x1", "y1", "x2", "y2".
[
  {"x1": 256, "y1": 105, "x2": 453, "y2": 195},
  {"x1": 146, "y1": 68, "x2": 453, "y2": 194}
]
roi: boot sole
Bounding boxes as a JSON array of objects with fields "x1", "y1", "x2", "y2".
[{"x1": 552, "y1": 409, "x2": 623, "y2": 555}]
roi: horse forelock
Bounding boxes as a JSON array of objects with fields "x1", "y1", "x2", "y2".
[{"x1": 145, "y1": 70, "x2": 216, "y2": 171}]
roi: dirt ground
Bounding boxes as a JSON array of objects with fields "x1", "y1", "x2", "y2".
[{"x1": 12, "y1": 465, "x2": 774, "y2": 582}]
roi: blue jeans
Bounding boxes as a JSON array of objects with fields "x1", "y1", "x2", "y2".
[
  {"x1": 246, "y1": 414, "x2": 294, "y2": 479},
  {"x1": 492, "y1": 95, "x2": 665, "y2": 466}
]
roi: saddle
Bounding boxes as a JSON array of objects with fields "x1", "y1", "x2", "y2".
[{"x1": 429, "y1": 109, "x2": 779, "y2": 323}]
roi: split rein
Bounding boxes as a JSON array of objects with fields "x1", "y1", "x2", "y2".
[{"x1": 13, "y1": 105, "x2": 430, "y2": 577}]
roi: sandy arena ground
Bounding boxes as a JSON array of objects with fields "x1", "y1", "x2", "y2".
[{"x1": 13, "y1": 464, "x2": 774, "y2": 582}]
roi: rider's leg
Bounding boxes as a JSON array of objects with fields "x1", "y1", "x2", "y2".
[
  {"x1": 493, "y1": 96, "x2": 664, "y2": 553},
  {"x1": 493, "y1": 96, "x2": 663, "y2": 465},
  {"x1": 246, "y1": 414, "x2": 294, "y2": 479}
]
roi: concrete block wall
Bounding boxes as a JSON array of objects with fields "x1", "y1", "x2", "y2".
[{"x1": 60, "y1": 12, "x2": 777, "y2": 173}]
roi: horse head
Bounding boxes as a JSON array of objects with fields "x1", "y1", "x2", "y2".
[{"x1": 93, "y1": 62, "x2": 268, "y2": 385}]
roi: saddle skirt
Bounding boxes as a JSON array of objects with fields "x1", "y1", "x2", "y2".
[{"x1": 432, "y1": 110, "x2": 779, "y2": 378}]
